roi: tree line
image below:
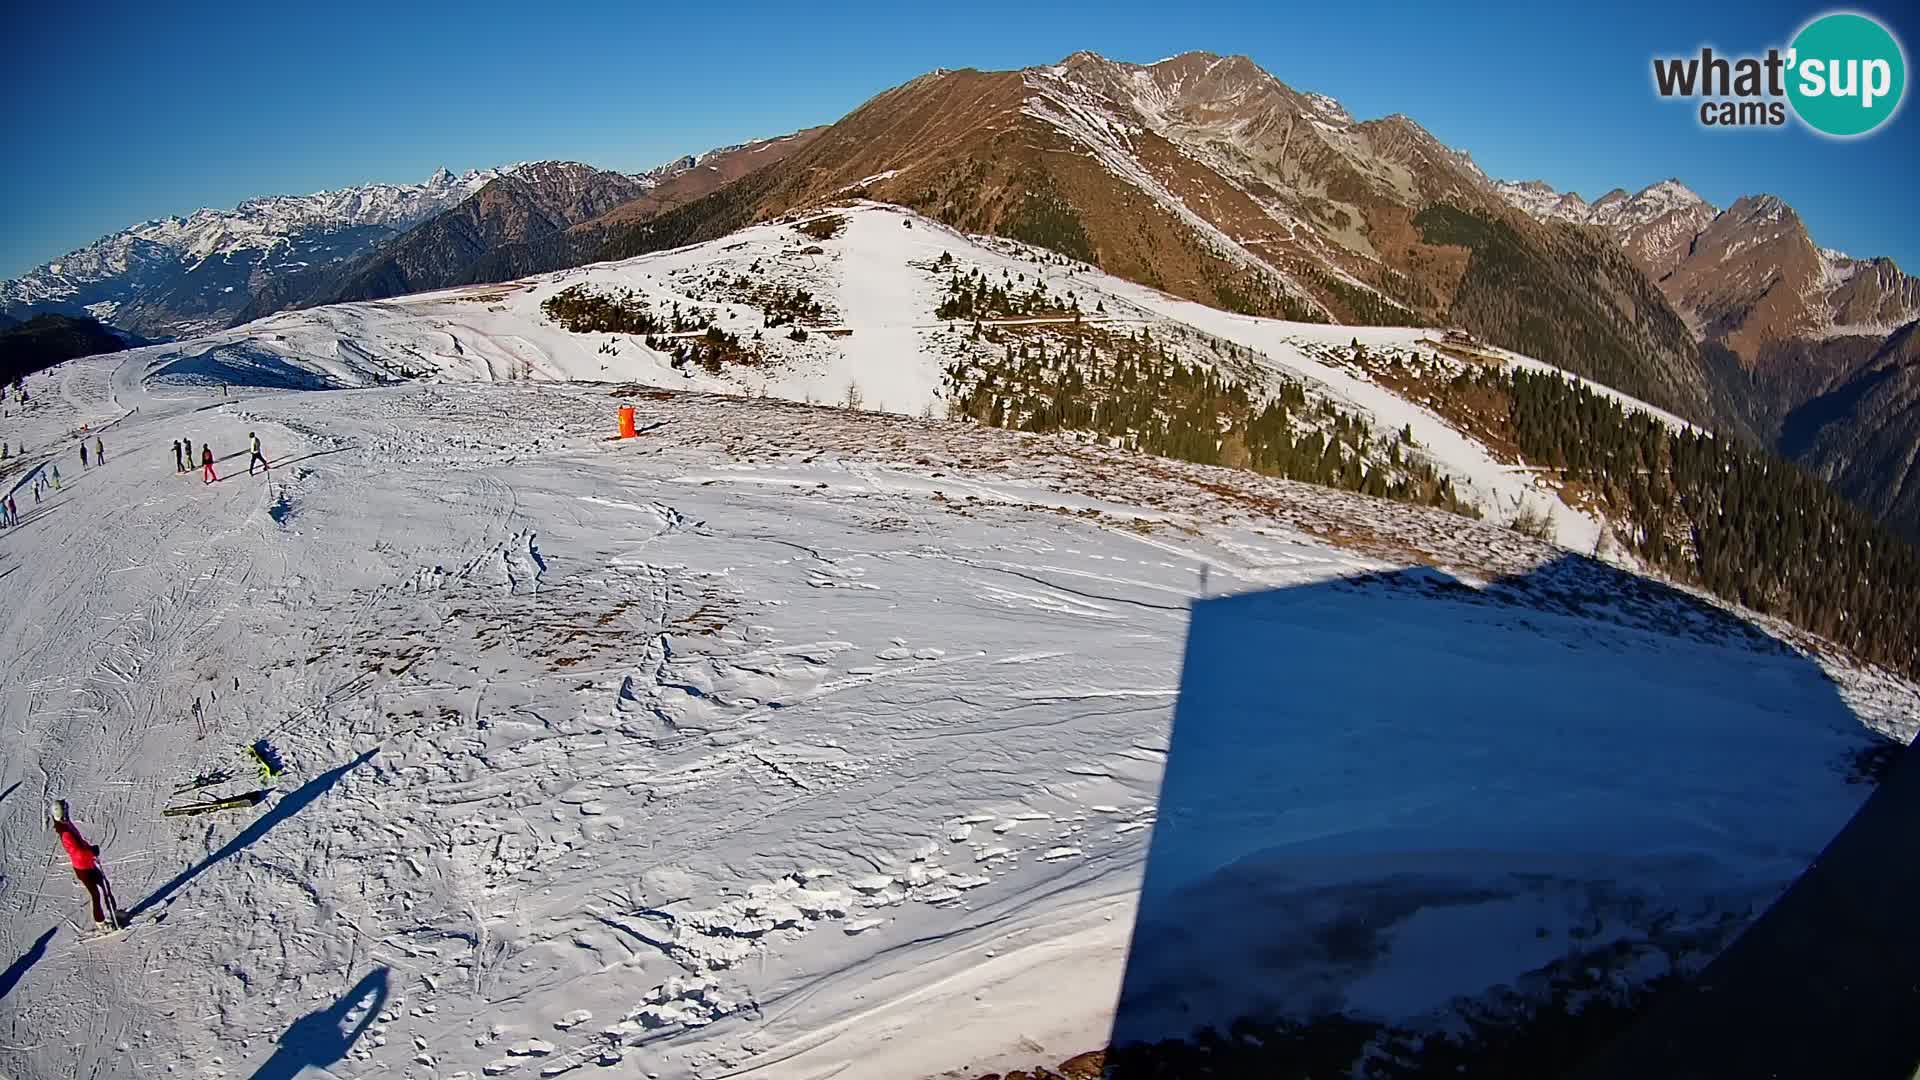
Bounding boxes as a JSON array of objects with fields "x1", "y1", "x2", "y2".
[
  {"x1": 1430, "y1": 364, "x2": 1920, "y2": 677},
  {"x1": 944, "y1": 326, "x2": 1472, "y2": 516}
]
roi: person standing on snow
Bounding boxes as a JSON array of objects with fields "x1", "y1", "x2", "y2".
[
  {"x1": 52, "y1": 801, "x2": 123, "y2": 928},
  {"x1": 248, "y1": 432, "x2": 270, "y2": 475},
  {"x1": 80, "y1": 443, "x2": 89, "y2": 469},
  {"x1": 173, "y1": 440, "x2": 183, "y2": 473},
  {"x1": 184, "y1": 437, "x2": 193, "y2": 465},
  {"x1": 50, "y1": 463, "x2": 60, "y2": 490},
  {"x1": 202, "y1": 444, "x2": 218, "y2": 485},
  {"x1": 95, "y1": 436, "x2": 105, "y2": 465}
]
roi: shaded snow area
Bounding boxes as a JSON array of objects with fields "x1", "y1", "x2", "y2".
[{"x1": 1114, "y1": 566, "x2": 1889, "y2": 1054}]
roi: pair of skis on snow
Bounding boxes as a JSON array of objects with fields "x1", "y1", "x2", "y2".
[{"x1": 164, "y1": 740, "x2": 285, "y2": 816}]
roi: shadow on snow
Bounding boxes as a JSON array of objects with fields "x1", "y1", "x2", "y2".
[
  {"x1": 130, "y1": 748, "x2": 377, "y2": 920},
  {"x1": 151, "y1": 344, "x2": 345, "y2": 393},
  {"x1": 0, "y1": 926, "x2": 55, "y2": 1002},
  {"x1": 246, "y1": 967, "x2": 389, "y2": 1080},
  {"x1": 1105, "y1": 552, "x2": 1915, "y2": 1078}
]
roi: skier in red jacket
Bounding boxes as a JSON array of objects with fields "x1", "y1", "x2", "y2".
[{"x1": 53, "y1": 801, "x2": 123, "y2": 928}]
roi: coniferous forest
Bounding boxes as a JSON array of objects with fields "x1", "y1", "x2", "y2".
[
  {"x1": 941, "y1": 320, "x2": 1474, "y2": 517},
  {"x1": 1431, "y1": 364, "x2": 1920, "y2": 677}
]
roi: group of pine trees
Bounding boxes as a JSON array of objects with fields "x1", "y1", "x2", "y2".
[
  {"x1": 1426, "y1": 364, "x2": 1920, "y2": 678},
  {"x1": 935, "y1": 258, "x2": 1078, "y2": 322},
  {"x1": 542, "y1": 284, "x2": 759, "y2": 373},
  {"x1": 1205, "y1": 266, "x2": 1323, "y2": 323},
  {"x1": 943, "y1": 326, "x2": 1472, "y2": 516},
  {"x1": 541, "y1": 285, "x2": 676, "y2": 336},
  {"x1": 759, "y1": 283, "x2": 826, "y2": 327},
  {"x1": 643, "y1": 326, "x2": 754, "y2": 374}
]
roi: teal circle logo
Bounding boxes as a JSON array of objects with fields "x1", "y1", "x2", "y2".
[{"x1": 1787, "y1": 12, "x2": 1906, "y2": 136}]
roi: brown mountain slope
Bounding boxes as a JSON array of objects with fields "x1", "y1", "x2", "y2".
[
  {"x1": 231, "y1": 162, "x2": 649, "y2": 320},
  {"x1": 594, "y1": 129, "x2": 827, "y2": 228},
  {"x1": 599, "y1": 52, "x2": 1721, "y2": 425},
  {"x1": 1498, "y1": 180, "x2": 1920, "y2": 539},
  {"x1": 449, "y1": 130, "x2": 825, "y2": 287},
  {"x1": 1778, "y1": 322, "x2": 1920, "y2": 541},
  {"x1": 327, "y1": 162, "x2": 651, "y2": 304}
]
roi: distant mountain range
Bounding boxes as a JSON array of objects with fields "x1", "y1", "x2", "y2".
[
  {"x1": 0, "y1": 145, "x2": 817, "y2": 341},
  {"x1": 2, "y1": 167, "x2": 499, "y2": 338},
  {"x1": 4, "y1": 51, "x2": 1915, "y2": 541},
  {"x1": 1493, "y1": 177, "x2": 1920, "y2": 541}
]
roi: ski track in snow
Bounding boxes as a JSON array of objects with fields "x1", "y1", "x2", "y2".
[
  {"x1": 0, "y1": 209, "x2": 1914, "y2": 1080},
  {"x1": 0, "y1": 355, "x2": 1203, "y2": 1080}
]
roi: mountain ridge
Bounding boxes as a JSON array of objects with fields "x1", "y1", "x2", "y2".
[
  {"x1": 0, "y1": 155, "x2": 763, "y2": 341},
  {"x1": 590, "y1": 50, "x2": 1722, "y2": 429},
  {"x1": 1495, "y1": 174, "x2": 1920, "y2": 539}
]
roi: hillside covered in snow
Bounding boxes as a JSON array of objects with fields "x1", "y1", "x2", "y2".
[
  {"x1": 1, "y1": 202, "x2": 1917, "y2": 1080},
  {"x1": 135, "y1": 202, "x2": 1697, "y2": 553}
]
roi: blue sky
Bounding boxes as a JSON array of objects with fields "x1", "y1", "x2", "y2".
[{"x1": 3, "y1": 0, "x2": 1915, "y2": 278}]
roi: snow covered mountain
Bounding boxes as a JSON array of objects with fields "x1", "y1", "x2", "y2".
[
  {"x1": 0, "y1": 168, "x2": 495, "y2": 338},
  {"x1": 232, "y1": 162, "x2": 658, "y2": 320},
  {"x1": 585, "y1": 51, "x2": 1718, "y2": 430},
  {"x1": 237, "y1": 133, "x2": 827, "y2": 321},
  {"x1": 1495, "y1": 177, "x2": 1719, "y2": 280},
  {"x1": 137, "y1": 201, "x2": 1688, "y2": 549},
  {"x1": 0, "y1": 160, "x2": 700, "y2": 342},
  {"x1": 1495, "y1": 177, "x2": 1920, "y2": 540},
  {"x1": 1, "y1": 219, "x2": 1915, "y2": 1078}
]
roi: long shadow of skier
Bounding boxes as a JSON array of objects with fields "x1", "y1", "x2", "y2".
[
  {"x1": 130, "y1": 748, "x2": 377, "y2": 919},
  {"x1": 246, "y1": 967, "x2": 389, "y2": 1080},
  {"x1": 0, "y1": 926, "x2": 55, "y2": 1001},
  {"x1": 1, "y1": 504, "x2": 64, "y2": 533},
  {"x1": 267, "y1": 446, "x2": 355, "y2": 471}
]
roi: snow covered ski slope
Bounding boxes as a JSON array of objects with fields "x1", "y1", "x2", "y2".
[
  {"x1": 0, "y1": 337, "x2": 1914, "y2": 1080},
  {"x1": 125, "y1": 202, "x2": 1694, "y2": 550}
]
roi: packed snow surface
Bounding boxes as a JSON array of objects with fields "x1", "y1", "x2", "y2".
[{"x1": 1, "y1": 206, "x2": 1914, "y2": 1080}]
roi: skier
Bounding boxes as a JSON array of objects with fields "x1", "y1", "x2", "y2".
[
  {"x1": 50, "y1": 463, "x2": 60, "y2": 489},
  {"x1": 173, "y1": 440, "x2": 183, "y2": 473},
  {"x1": 80, "y1": 442, "x2": 89, "y2": 469},
  {"x1": 202, "y1": 444, "x2": 217, "y2": 485},
  {"x1": 52, "y1": 801, "x2": 123, "y2": 929},
  {"x1": 248, "y1": 432, "x2": 270, "y2": 475},
  {"x1": 95, "y1": 436, "x2": 104, "y2": 465},
  {"x1": 5, "y1": 496, "x2": 15, "y2": 526},
  {"x1": 183, "y1": 437, "x2": 193, "y2": 468}
]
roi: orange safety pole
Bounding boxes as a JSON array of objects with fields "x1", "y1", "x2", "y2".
[{"x1": 617, "y1": 405, "x2": 637, "y2": 439}]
